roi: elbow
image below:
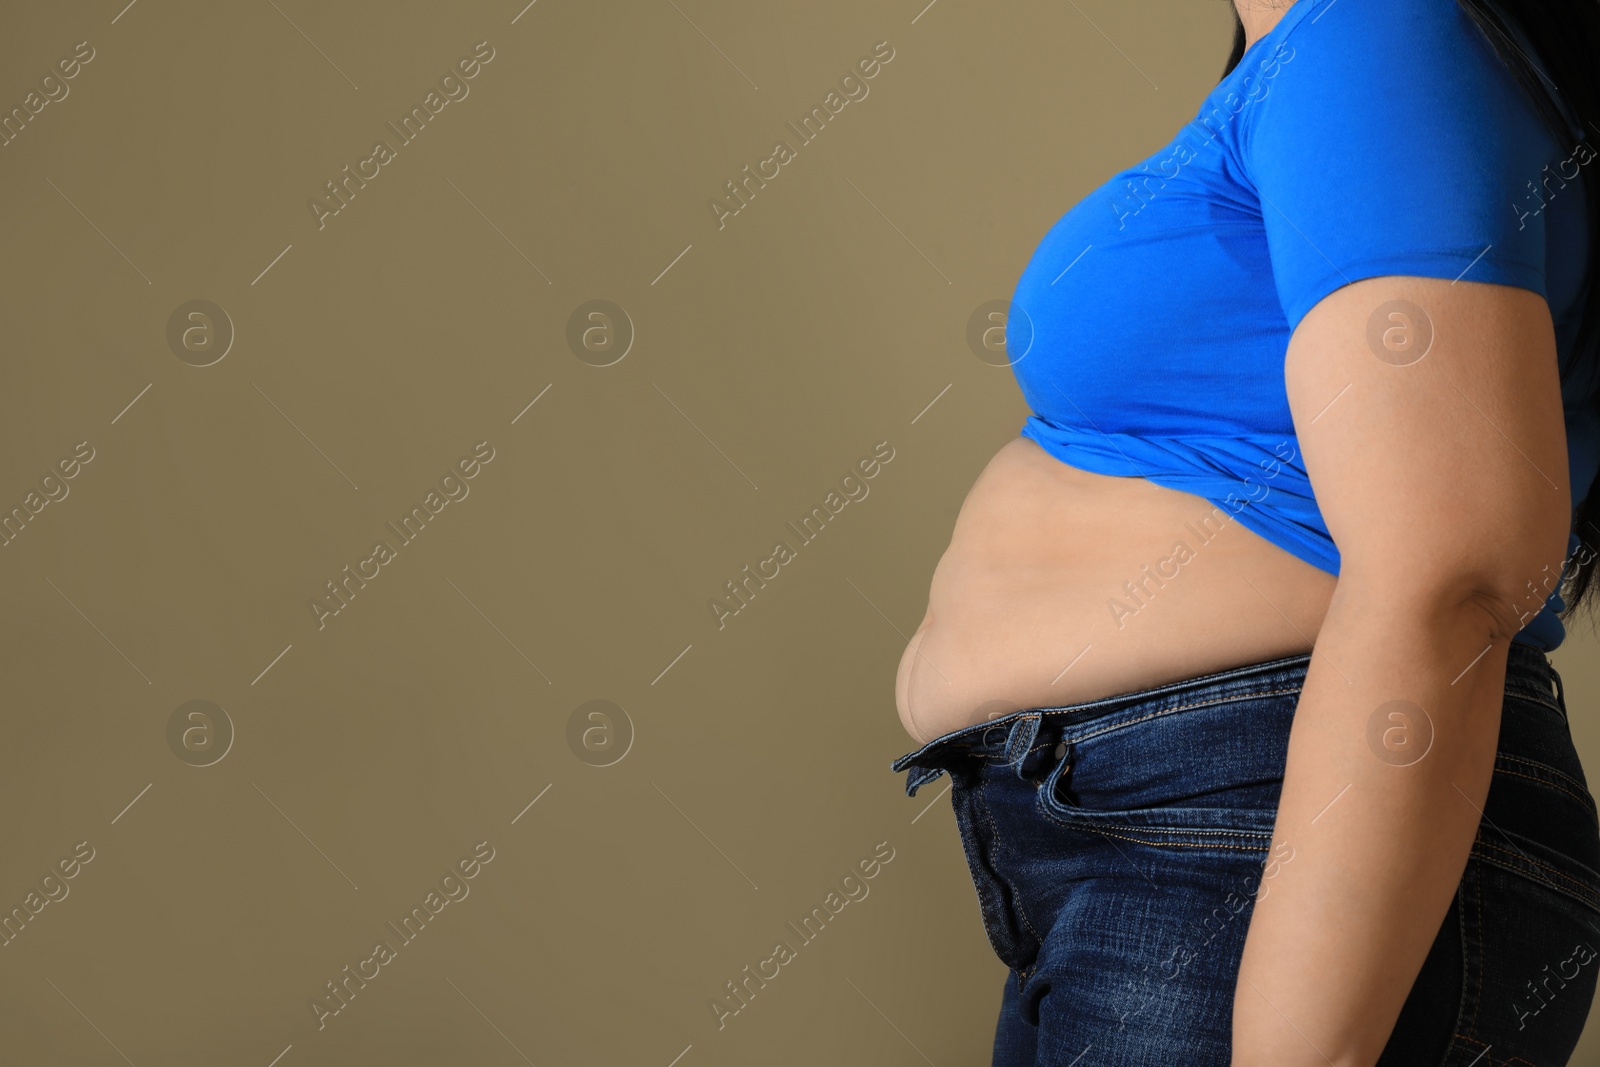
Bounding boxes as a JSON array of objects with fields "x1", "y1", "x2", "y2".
[
  {"x1": 1339, "y1": 510, "x2": 1572, "y2": 645},
  {"x1": 1463, "y1": 507, "x2": 1574, "y2": 643}
]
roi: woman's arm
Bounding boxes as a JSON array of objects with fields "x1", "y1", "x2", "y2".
[{"x1": 1231, "y1": 275, "x2": 1573, "y2": 1066}]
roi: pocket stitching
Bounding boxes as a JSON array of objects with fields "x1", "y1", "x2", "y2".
[
  {"x1": 1036, "y1": 752, "x2": 1277, "y2": 845},
  {"x1": 1495, "y1": 753, "x2": 1598, "y2": 817},
  {"x1": 1048, "y1": 824, "x2": 1272, "y2": 852},
  {"x1": 1494, "y1": 765, "x2": 1598, "y2": 818},
  {"x1": 1450, "y1": 1034, "x2": 1539, "y2": 1067},
  {"x1": 1052, "y1": 822, "x2": 1273, "y2": 838},
  {"x1": 1473, "y1": 838, "x2": 1600, "y2": 908}
]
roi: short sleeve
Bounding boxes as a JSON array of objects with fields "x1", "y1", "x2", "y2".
[{"x1": 1240, "y1": 0, "x2": 1564, "y2": 332}]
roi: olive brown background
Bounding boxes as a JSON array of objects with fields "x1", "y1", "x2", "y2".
[{"x1": 3, "y1": 1, "x2": 1599, "y2": 1064}]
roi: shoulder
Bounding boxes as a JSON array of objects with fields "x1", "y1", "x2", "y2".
[
  {"x1": 1250, "y1": 0, "x2": 1536, "y2": 125},
  {"x1": 1229, "y1": 0, "x2": 1575, "y2": 331},
  {"x1": 1235, "y1": 0, "x2": 1564, "y2": 199},
  {"x1": 1271, "y1": 0, "x2": 1499, "y2": 66}
]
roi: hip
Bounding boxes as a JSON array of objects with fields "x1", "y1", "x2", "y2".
[{"x1": 890, "y1": 645, "x2": 1600, "y2": 1064}]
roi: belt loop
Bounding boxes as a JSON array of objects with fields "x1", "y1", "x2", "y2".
[{"x1": 1004, "y1": 714, "x2": 1042, "y2": 779}]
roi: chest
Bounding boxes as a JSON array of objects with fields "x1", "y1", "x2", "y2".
[{"x1": 1008, "y1": 127, "x2": 1295, "y2": 435}]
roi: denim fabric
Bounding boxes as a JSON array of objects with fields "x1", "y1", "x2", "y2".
[{"x1": 891, "y1": 645, "x2": 1600, "y2": 1065}]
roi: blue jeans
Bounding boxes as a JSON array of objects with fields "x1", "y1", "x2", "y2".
[{"x1": 891, "y1": 645, "x2": 1600, "y2": 1065}]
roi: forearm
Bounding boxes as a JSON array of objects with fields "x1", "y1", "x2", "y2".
[{"x1": 1232, "y1": 574, "x2": 1512, "y2": 1066}]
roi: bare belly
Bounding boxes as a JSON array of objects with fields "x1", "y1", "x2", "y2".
[{"x1": 894, "y1": 436, "x2": 1339, "y2": 745}]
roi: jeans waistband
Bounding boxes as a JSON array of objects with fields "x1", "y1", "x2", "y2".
[{"x1": 891, "y1": 642, "x2": 1562, "y2": 797}]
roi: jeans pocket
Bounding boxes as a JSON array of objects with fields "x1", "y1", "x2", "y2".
[
  {"x1": 1440, "y1": 858, "x2": 1600, "y2": 1066},
  {"x1": 1494, "y1": 750, "x2": 1600, "y2": 830},
  {"x1": 1035, "y1": 749, "x2": 1278, "y2": 852},
  {"x1": 1480, "y1": 749, "x2": 1600, "y2": 918}
]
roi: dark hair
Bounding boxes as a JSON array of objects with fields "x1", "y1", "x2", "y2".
[{"x1": 1224, "y1": 0, "x2": 1600, "y2": 621}]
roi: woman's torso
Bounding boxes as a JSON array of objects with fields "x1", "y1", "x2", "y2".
[{"x1": 894, "y1": 0, "x2": 1596, "y2": 745}]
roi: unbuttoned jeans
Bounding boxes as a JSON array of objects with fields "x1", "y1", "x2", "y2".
[{"x1": 892, "y1": 644, "x2": 1600, "y2": 1066}]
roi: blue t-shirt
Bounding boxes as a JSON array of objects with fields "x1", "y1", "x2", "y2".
[{"x1": 1008, "y1": 0, "x2": 1598, "y2": 650}]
